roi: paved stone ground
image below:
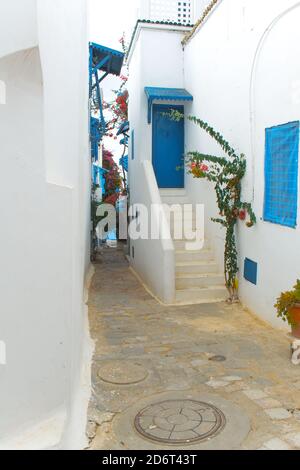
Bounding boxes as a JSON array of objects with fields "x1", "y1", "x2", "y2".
[{"x1": 87, "y1": 245, "x2": 300, "y2": 450}]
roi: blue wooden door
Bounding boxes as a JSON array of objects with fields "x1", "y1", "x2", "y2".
[{"x1": 152, "y1": 104, "x2": 184, "y2": 188}]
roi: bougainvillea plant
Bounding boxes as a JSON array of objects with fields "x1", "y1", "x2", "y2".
[
  {"x1": 102, "y1": 147, "x2": 122, "y2": 205},
  {"x1": 103, "y1": 34, "x2": 129, "y2": 138},
  {"x1": 106, "y1": 89, "x2": 128, "y2": 131},
  {"x1": 101, "y1": 33, "x2": 130, "y2": 196},
  {"x1": 90, "y1": 36, "x2": 129, "y2": 259},
  {"x1": 170, "y1": 110, "x2": 256, "y2": 302}
]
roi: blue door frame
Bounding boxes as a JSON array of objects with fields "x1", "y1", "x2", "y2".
[{"x1": 152, "y1": 104, "x2": 184, "y2": 189}]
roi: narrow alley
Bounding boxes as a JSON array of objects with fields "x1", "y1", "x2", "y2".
[{"x1": 87, "y1": 246, "x2": 300, "y2": 450}]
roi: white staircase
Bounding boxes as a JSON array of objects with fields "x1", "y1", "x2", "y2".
[{"x1": 160, "y1": 189, "x2": 228, "y2": 305}]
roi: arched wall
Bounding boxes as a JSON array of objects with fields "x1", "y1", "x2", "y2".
[
  {"x1": 0, "y1": 46, "x2": 71, "y2": 444},
  {"x1": 183, "y1": 0, "x2": 300, "y2": 327},
  {"x1": 0, "y1": 0, "x2": 38, "y2": 58},
  {"x1": 239, "y1": 3, "x2": 300, "y2": 326},
  {"x1": 0, "y1": 0, "x2": 90, "y2": 449}
]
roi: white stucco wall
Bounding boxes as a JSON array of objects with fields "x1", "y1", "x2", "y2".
[
  {"x1": 129, "y1": 24, "x2": 187, "y2": 168},
  {"x1": 0, "y1": 0, "x2": 91, "y2": 449},
  {"x1": 128, "y1": 24, "x2": 189, "y2": 302},
  {"x1": 0, "y1": 0, "x2": 38, "y2": 58},
  {"x1": 129, "y1": 1, "x2": 300, "y2": 328},
  {"x1": 193, "y1": 0, "x2": 212, "y2": 20},
  {"x1": 183, "y1": 0, "x2": 300, "y2": 328}
]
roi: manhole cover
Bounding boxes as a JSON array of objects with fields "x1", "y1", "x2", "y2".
[
  {"x1": 209, "y1": 355, "x2": 226, "y2": 362},
  {"x1": 134, "y1": 400, "x2": 226, "y2": 445},
  {"x1": 98, "y1": 361, "x2": 148, "y2": 385}
]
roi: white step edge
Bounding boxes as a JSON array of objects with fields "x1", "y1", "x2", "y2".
[
  {"x1": 175, "y1": 286, "x2": 228, "y2": 304},
  {"x1": 159, "y1": 189, "x2": 187, "y2": 195}
]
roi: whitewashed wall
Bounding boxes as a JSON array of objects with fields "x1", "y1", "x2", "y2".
[
  {"x1": 129, "y1": 1, "x2": 300, "y2": 327},
  {"x1": 0, "y1": 0, "x2": 38, "y2": 58},
  {"x1": 0, "y1": 0, "x2": 91, "y2": 449},
  {"x1": 129, "y1": 24, "x2": 186, "y2": 168},
  {"x1": 128, "y1": 24, "x2": 188, "y2": 302},
  {"x1": 193, "y1": 0, "x2": 212, "y2": 20},
  {"x1": 183, "y1": 0, "x2": 300, "y2": 328}
]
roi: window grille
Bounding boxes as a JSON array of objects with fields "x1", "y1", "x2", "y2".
[{"x1": 148, "y1": 0, "x2": 192, "y2": 24}]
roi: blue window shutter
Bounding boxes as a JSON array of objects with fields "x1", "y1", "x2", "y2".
[
  {"x1": 264, "y1": 121, "x2": 299, "y2": 228},
  {"x1": 131, "y1": 129, "x2": 135, "y2": 160}
]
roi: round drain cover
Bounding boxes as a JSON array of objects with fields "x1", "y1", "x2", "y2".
[
  {"x1": 134, "y1": 400, "x2": 226, "y2": 445},
  {"x1": 98, "y1": 361, "x2": 148, "y2": 385}
]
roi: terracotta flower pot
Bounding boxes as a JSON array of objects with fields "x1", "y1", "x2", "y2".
[{"x1": 290, "y1": 304, "x2": 300, "y2": 339}]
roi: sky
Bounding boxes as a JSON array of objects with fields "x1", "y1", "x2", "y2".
[
  {"x1": 89, "y1": 0, "x2": 139, "y2": 155},
  {"x1": 89, "y1": 0, "x2": 139, "y2": 50}
]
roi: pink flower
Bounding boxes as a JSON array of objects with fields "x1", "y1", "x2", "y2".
[
  {"x1": 200, "y1": 164, "x2": 209, "y2": 172},
  {"x1": 239, "y1": 210, "x2": 247, "y2": 221}
]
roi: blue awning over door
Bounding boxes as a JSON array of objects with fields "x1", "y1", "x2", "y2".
[{"x1": 144, "y1": 87, "x2": 193, "y2": 123}]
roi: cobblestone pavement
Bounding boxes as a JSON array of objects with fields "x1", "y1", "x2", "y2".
[{"x1": 87, "y1": 245, "x2": 300, "y2": 450}]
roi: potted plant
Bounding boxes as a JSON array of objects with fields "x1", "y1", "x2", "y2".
[{"x1": 275, "y1": 280, "x2": 300, "y2": 338}]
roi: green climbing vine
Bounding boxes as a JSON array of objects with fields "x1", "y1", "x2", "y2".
[{"x1": 170, "y1": 111, "x2": 256, "y2": 302}]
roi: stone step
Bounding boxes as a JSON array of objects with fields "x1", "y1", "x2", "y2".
[
  {"x1": 160, "y1": 195, "x2": 190, "y2": 205},
  {"x1": 176, "y1": 272, "x2": 225, "y2": 289},
  {"x1": 169, "y1": 224, "x2": 203, "y2": 238},
  {"x1": 175, "y1": 285, "x2": 228, "y2": 304},
  {"x1": 176, "y1": 260, "x2": 220, "y2": 275},
  {"x1": 163, "y1": 204, "x2": 194, "y2": 213},
  {"x1": 175, "y1": 249, "x2": 214, "y2": 263},
  {"x1": 159, "y1": 189, "x2": 187, "y2": 197},
  {"x1": 166, "y1": 218, "x2": 198, "y2": 230},
  {"x1": 173, "y1": 239, "x2": 210, "y2": 250},
  {"x1": 165, "y1": 214, "x2": 198, "y2": 224}
]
